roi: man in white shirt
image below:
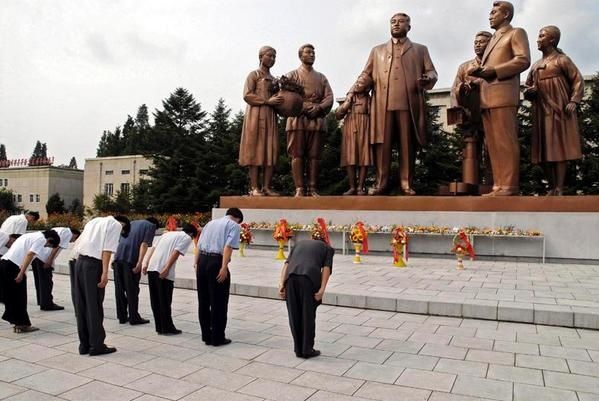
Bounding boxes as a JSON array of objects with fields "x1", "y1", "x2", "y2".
[
  {"x1": 0, "y1": 212, "x2": 39, "y2": 254},
  {"x1": 32, "y1": 227, "x2": 80, "y2": 311},
  {"x1": 0, "y1": 230, "x2": 60, "y2": 333},
  {"x1": 72, "y1": 215, "x2": 130, "y2": 356},
  {"x1": 143, "y1": 224, "x2": 197, "y2": 335}
]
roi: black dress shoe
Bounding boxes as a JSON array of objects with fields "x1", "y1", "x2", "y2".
[
  {"x1": 129, "y1": 318, "x2": 150, "y2": 325},
  {"x1": 119, "y1": 318, "x2": 128, "y2": 324},
  {"x1": 79, "y1": 345, "x2": 90, "y2": 355},
  {"x1": 161, "y1": 329, "x2": 182, "y2": 335},
  {"x1": 295, "y1": 352, "x2": 303, "y2": 358},
  {"x1": 212, "y1": 338, "x2": 232, "y2": 346},
  {"x1": 41, "y1": 304, "x2": 64, "y2": 311},
  {"x1": 89, "y1": 346, "x2": 117, "y2": 356},
  {"x1": 302, "y1": 349, "x2": 321, "y2": 359}
]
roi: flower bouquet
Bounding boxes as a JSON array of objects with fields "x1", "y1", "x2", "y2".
[
  {"x1": 349, "y1": 222, "x2": 368, "y2": 264},
  {"x1": 273, "y1": 218, "x2": 293, "y2": 260},
  {"x1": 310, "y1": 218, "x2": 330, "y2": 245},
  {"x1": 451, "y1": 230, "x2": 475, "y2": 270},
  {"x1": 239, "y1": 223, "x2": 253, "y2": 257},
  {"x1": 391, "y1": 226, "x2": 409, "y2": 268}
]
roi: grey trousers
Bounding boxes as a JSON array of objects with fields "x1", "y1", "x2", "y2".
[{"x1": 72, "y1": 255, "x2": 106, "y2": 351}]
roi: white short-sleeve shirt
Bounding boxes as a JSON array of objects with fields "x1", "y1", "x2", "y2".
[
  {"x1": 147, "y1": 231, "x2": 192, "y2": 281},
  {"x1": 73, "y1": 216, "x2": 123, "y2": 260},
  {"x1": 36, "y1": 227, "x2": 73, "y2": 263},
  {"x1": 0, "y1": 232, "x2": 9, "y2": 251},
  {"x1": 1, "y1": 232, "x2": 46, "y2": 266},
  {"x1": 0, "y1": 214, "x2": 27, "y2": 235}
]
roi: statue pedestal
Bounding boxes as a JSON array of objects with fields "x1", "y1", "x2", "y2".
[{"x1": 218, "y1": 195, "x2": 599, "y2": 262}]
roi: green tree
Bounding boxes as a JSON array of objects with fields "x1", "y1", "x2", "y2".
[
  {"x1": 0, "y1": 144, "x2": 6, "y2": 160},
  {"x1": 318, "y1": 112, "x2": 346, "y2": 194},
  {"x1": 148, "y1": 88, "x2": 210, "y2": 212},
  {"x1": 0, "y1": 188, "x2": 17, "y2": 212},
  {"x1": 68, "y1": 157, "x2": 78, "y2": 169},
  {"x1": 413, "y1": 100, "x2": 462, "y2": 195},
  {"x1": 97, "y1": 127, "x2": 123, "y2": 157},
  {"x1": 131, "y1": 180, "x2": 153, "y2": 213},
  {"x1": 574, "y1": 72, "x2": 599, "y2": 194},
  {"x1": 69, "y1": 198, "x2": 84, "y2": 218},
  {"x1": 46, "y1": 193, "x2": 66, "y2": 214},
  {"x1": 113, "y1": 191, "x2": 132, "y2": 213},
  {"x1": 29, "y1": 140, "x2": 49, "y2": 165},
  {"x1": 92, "y1": 193, "x2": 115, "y2": 213},
  {"x1": 518, "y1": 103, "x2": 547, "y2": 195},
  {"x1": 135, "y1": 104, "x2": 152, "y2": 153}
]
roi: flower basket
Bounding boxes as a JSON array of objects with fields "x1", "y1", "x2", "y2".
[
  {"x1": 391, "y1": 227, "x2": 409, "y2": 268},
  {"x1": 452, "y1": 231, "x2": 475, "y2": 270},
  {"x1": 349, "y1": 222, "x2": 368, "y2": 264},
  {"x1": 273, "y1": 219, "x2": 293, "y2": 260},
  {"x1": 274, "y1": 90, "x2": 303, "y2": 117},
  {"x1": 239, "y1": 223, "x2": 253, "y2": 257}
]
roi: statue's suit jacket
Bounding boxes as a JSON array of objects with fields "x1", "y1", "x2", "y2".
[
  {"x1": 361, "y1": 39, "x2": 437, "y2": 146},
  {"x1": 479, "y1": 24, "x2": 530, "y2": 109}
]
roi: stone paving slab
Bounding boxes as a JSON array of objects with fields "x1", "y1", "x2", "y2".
[
  {"x1": 54, "y1": 247, "x2": 599, "y2": 329},
  {"x1": 1, "y1": 276, "x2": 599, "y2": 400}
]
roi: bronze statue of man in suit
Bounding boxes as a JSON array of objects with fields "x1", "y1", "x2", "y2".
[
  {"x1": 361, "y1": 13, "x2": 437, "y2": 196},
  {"x1": 470, "y1": 1, "x2": 530, "y2": 196}
]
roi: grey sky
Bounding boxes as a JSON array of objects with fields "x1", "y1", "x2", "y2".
[{"x1": 1, "y1": 0, "x2": 598, "y2": 166}]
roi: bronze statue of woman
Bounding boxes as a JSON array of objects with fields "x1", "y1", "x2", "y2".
[
  {"x1": 524, "y1": 26, "x2": 584, "y2": 196},
  {"x1": 238, "y1": 46, "x2": 284, "y2": 196}
]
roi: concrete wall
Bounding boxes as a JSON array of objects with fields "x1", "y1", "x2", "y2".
[
  {"x1": 213, "y1": 208, "x2": 599, "y2": 261},
  {"x1": 0, "y1": 166, "x2": 83, "y2": 218},
  {"x1": 83, "y1": 155, "x2": 152, "y2": 209}
]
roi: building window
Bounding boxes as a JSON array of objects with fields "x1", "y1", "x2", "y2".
[
  {"x1": 30, "y1": 194, "x2": 34, "y2": 202},
  {"x1": 121, "y1": 183, "x2": 130, "y2": 194},
  {"x1": 121, "y1": 170, "x2": 130, "y2": 175},
  {"x1": 139, "y1": 169, "x2": 148, "y2": 176},
  {"x1": 105, "y1": 170, "x2": 114, "y2": 175},
  {"x1": 36, "y1": 194, "x2": 40, "y2": 203},
  {"x1": 17, "y1": 194, "x2": 22, "y2": 203},
  {"x1": 0, "y1": 178, "x2": 3, "y2": 187},
  {"x1": 3, "y1": 179, "x2": 7, "y2": 186},
  {"x1": 104, "y1": 183, "x2": 113, "y2": 196}
]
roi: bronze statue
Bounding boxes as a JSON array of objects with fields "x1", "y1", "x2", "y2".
[
  {"x1": 285, "y1": 44, "x2": 333, "y2": 197},
  {"x1": 469, "y1": 1, "x2": 530, "y2": 196},
  {"x1": 360, "y1": 12, "x2": 437, "y2": 196},
  {"x1": 335, "y1": 75, "x2": 373, "y2": 196},
  {"x1": 523, "y1": 26, "x2": 584, "y2": 196},
  {"x1": 239, "y1": 46, "x2": 284, "y2": 196},
  {"x1": 448, "y1": 31, "x2": 493, "y2": 194}
]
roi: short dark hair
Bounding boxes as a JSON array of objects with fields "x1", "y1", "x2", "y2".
[
  {"x1": 9, "y1": 234, "x2": 21, "y2": 241},
  {"x1": 42, "y1": 230, "x2": 61, "y2": 248},
  {"x1": 182, "y1": 223, "x2": 198, "y2": 238},
  {"x1": 26, "y1": 211, "x2": 40, "y2": 221},
  {"x1": 298, "y1": 43, "x2": 315, "y2": 58},
  {"x1": 225, "y1": 207, "x2": 244, "y2": 223},
  {"x1": 114, "y1": 215, "x2": 131, "y2": 238},
  {"x1": 493, "y1": 1, "x2": 514, "y2": 22},
  {"x1": 70, "y1": 228, "x2": 81, "y2": 237},
  {"x1": 146, "y1": 217, "x2": 160, "y2": 228}
]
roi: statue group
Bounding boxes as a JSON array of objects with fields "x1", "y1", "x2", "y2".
[{"x1": 239, "y1": 1, "x2": 584, "y2": 197}]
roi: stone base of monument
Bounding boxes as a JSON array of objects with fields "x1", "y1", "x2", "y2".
[{"x1": 218, "y1": 195, "x2": 599, "y2": 262}]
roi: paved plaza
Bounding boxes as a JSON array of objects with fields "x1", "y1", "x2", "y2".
[
  {"x1": 2, "y1": 274, "x2": 599, "y2": 400},
  {"x1": 56, "y1": 248, "x2": 599, "y2": 329}
]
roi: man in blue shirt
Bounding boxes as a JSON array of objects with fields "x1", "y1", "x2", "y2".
[
  {"x1": 113, "y1": 217, "x2": 159, "y2": 325},
  {"x1": 195, "y1": 207, "x2": 243, "y2": 346}
]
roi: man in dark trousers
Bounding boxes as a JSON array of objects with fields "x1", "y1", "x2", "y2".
[
  {"x1": 279, "y1": 228, "x2": 334, "y2": 358},
  {"x1": 113, "y1": 217, "x2": 159, "y2": 325},
  {"x1": 32, "y1": 227, "x2": 80, "y2": 311},
  {"x1": 72, "y1": 215, "x2": 130, "y2": 356},
  {"x1": 195, "y1": 207, "x2": 243, "y2": 346}
]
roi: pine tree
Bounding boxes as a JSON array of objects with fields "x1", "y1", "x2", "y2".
[
  {"x1": 413, "y1": 100, "x2": 462, "y2": 195},
  {"x1": 148, "y1": 88, "x2": 210, "y2": 212},
  {"x1": 97, "y1": 127, "x2": 123, "y2": 157},
  {"x1": 574, "y1": 72, "x2": 599, "y2": 194},
  {"x1": 0, "y1": 144, "x2": 7, "y2": 160},
  {"x1": 135, "y1": 104, "x2": 151, "y2": 153},
  {"x1": 518, "y1": 103, "x2": 547, "y2": 195},
  {"x1": 46, "y1": 193, "x2": 66, "y2": 214},
  {"x1": 69, "y1": 198, "x2": 84, "y2": 217},
  {"x1": 68, "y1": 157, "x2": 78, "y2": 169},
  {"x1": 0, "y1": 188, "x2": 17, "y2": 212},
  {"x1": 318, "y1": 112, "x2": 346, "y2": 194}
]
